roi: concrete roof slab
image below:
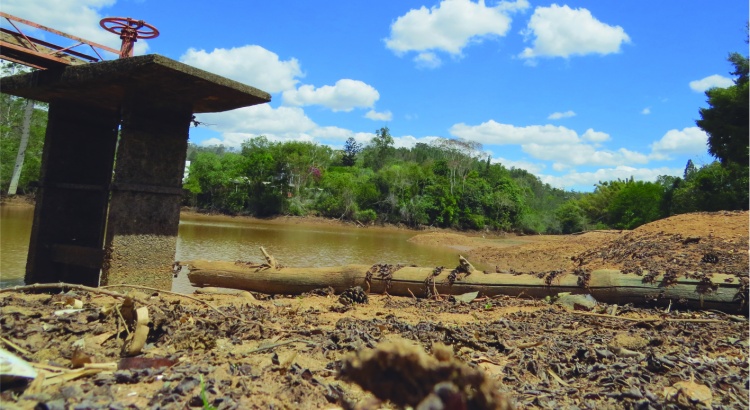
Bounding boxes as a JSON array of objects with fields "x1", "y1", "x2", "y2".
[{"x1": 0, "y1": 54, "x2": 271, "y2": 113}]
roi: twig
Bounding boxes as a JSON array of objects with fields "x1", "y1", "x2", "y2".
[
  {"x1": 0, "y1": 282, "x2": 148, "y2": 303},
  {"x1": 0, "y1": 336, "x2": 31, "y2": 356},
  {"x1": 570, "y1": 229, "x2": 621, "y2": 236},
  {"x1": 260, "y1": 246, "x2": 278, "y2": 269},
  {"x1": 101, "y1": 284, "x2": 228, "y2": 318},
  {"x1": 547, "y1": 368, "x2": 570, "y2": 387},
  {"x1": 101, "y1": 284, "x2": 287, "y2": 332},
  {"x1": 609, "y1": 304, "x2": 618, "y2": 316},
  {"x1": 246, "y1": 338, "x2": 316, "y2": 354},
  {"x1": 115, "y1": 305, "x2": 131, "y2": 337},
  {"x1": 515, "y1": 341, "x2": 543, "y2": 349},
  {"x1": 407, "y1": 288, "x2": 417, "y2": 301},
  {"x1": 572, "y1": 311, "x2": 725, "y2": 323}
]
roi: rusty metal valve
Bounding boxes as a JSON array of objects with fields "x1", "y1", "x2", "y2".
[{"x1": 99, "y1": 17, "x2": 159, "y2": 59}]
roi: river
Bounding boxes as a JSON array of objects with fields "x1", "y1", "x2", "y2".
[{"x1": 0, "y1": 206, "x2": 469, "y2": 292}]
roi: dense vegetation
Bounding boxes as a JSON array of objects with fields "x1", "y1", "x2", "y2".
[
  {"x1": 1, "y1": 45, "x2": 747, "y2": 233},
  {"x1": 0, "y1": 64, "x2": 47, "y2": 195},
  {"x1": 183, "y1": 132, "x2": 577, "y2": 232}
]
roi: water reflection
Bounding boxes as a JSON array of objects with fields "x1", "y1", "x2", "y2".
[
  {"x1": 1, "y1": 207, "x2": 465, "y2": 291},
  {"x1": 176, "y1": 215, "x2": 459, "y2": 267},
  {"x1": 0, "y1": 205, "x2": 34, "y2": 287}
]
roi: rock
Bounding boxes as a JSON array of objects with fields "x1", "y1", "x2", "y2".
[
  {"x1": 554, "y1": 293, "x2": 597, "y2": 311},
  {"x1": 610, "y1": 333, "x2": 648, "y2": 351}
]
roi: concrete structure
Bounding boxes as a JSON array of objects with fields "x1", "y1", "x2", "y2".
[{"x1": 1, "y1": 54, "x2": 270, "y2": 289}]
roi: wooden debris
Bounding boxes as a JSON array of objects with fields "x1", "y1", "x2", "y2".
[{"x1": 187, "y1": 256, "x2": 746, "y2": 313}]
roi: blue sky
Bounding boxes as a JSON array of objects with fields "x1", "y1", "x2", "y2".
[{"x1": 3, "y1": 1, "x2": 747, "y2": 191}]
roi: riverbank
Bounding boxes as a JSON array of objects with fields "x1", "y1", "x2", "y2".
[
  {"x1": 183, "y1": 208, "x2": 750, "y2": 279},
  {"x1": 1, "y1": 204, "x2": 747, "y2": 408},
  {"x1": 2, "y1": 196, "x2": 504, "y2": 237},
  {"x1": 6, "y1": 198, "x2": 748, "y2": 275},
  {"x1": 179, "y1": 208, "x2": 510, "y2": 239}
]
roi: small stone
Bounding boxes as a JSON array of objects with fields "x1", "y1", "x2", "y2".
[
  {"x1": 113, "y1": 370, "x2": 135, "y2": 384},
  {"x1": 60, "y1": 385, "x2": 83, "y2": 400},
  {"x1": 174, "y1": 377, "x2": 200, "y2": 395},
  {"x1": 555, "y1": 293, "x2": 597, "y2": 311},
  {"x1": 36, "y1": 399, "x2": 65, "y2": 410},
  {"x1": 73, "y1": 400, "x2": 98, "y2": 410},
  {"x1": 610, "y1": 333, "x2": 648, "y2": 351}
]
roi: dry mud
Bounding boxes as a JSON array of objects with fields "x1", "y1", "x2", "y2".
[{"x1": 0, "y1": 211, "x2": 748, "y2": 409}]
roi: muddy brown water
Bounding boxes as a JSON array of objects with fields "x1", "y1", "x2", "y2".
[{"x1": 0, "y1": 207, "x2": 489, "y2": 292}]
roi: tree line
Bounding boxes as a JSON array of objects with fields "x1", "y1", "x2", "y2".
[
  {"x1": 183, "y1": 130, "x2": 578, "y2": 232},
  {"x1": 1, "y1": 45, "x2": 747, "y2": 234}
]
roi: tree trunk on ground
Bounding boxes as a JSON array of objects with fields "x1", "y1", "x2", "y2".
[{"x1": 186, "y1": 258, "x2": 745, "y2": 313}]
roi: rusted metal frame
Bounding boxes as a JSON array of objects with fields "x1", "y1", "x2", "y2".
[
  {"x1": 0, "y1": 54, "x2": 46, "y2": 70},
  {"x1": 0, "y1": 12, "x2": 119, "y2": 55},
  {"x1": 3, "y1": 15, "x2": 38, "y2": 52},
  {"x1": 50, "y1": 42, "x2": 86, "y2": 58},
  {"x1": 0, "y1": 28, "x2": 99, "y2": 62},
  {"x1": 0, "y1": 41, "x2": 74, "y2": 67}
]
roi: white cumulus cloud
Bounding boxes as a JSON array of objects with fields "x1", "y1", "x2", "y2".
[
  {"x1": 524, "y1": 143, "x2": 649, "y2": 167},
  {"x1": 519, "y1": 4, "x2": 630, "y2": 60},
  {"x1": 180, "y1": 45, "x2": 303, "y2": 93},
  {"x1": 450, "y1": 120, "x2": 580, "y2": 145},
  {"x1": 548, "y1": 110, "x2": 576, "y2": 120},
  {"x1": 385, "y1": 0, "x2": 529, "y2": 67},
  {"x1": 450, "y1": 120, "x2": 649, "y2": 168},
  {"x1": 365, "y1": 110, "x2": 393, "y2": 121},
  {"x1": 493, "y1": 157, "x2": 546, "y2": 173},
  {"x1": 414, "y1": 52, "x2": 443, "y2": 69},
  {"x1": 689, "y1": 74, "x2": 734, "y2": 93},
  {"x1": 199, "y1": 105, "x2": 316, "y2": 136},
  {"x1": 282, "y1": 79, "x2": 380, "y2": 112},
  {"x1": 581, "y1": 129, "x2": 610, "y2": 143},
  {"x1": 540, "y1": 166, "x2": 682, "y2": 190},
  {"x1": 650, "y1": 127, "x2": 708, "y2": 156}
]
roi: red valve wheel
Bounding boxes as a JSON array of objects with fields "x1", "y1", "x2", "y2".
[
  {"x1": 100, "y1": 17, "x2": 159, "y2": 58},
  {"x1": 100, "y1": 17, "x2": 159, "y2": 39}
]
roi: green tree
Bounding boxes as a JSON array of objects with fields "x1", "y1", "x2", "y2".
[
  {"x1": 696, "y1": 51, "x2": 749, "y2": 167},
  {"x1": 555, "y1": 201, "x2": 587, "y2": 234},
  {"x1": 671, "y1": 161, "x2": 748, "y2": 213},
  {"x1": 363, "y1": 127, "x2": 394, "y2": 170},
  {"x1": 607, "y1": 181, "x2": 665, "y2": 229},
  {"x1": 0, "y1": 65, "x2": 47, "y2": 194},
  {"x1": 433, "y1": 138, "x2": 482, "y2": 195},
  {"x1": 577, "y1": 179, "x2": 630, "y2": 226},
  {"x1": 683, "y1": 159, "x2": 697, "y2": 180},
  {"x1": 315, "y1": 170, "x2": 358, "y2": 219},
  {"x1": 342, "y1": 137, "x2": 362, "y2": 167},
  {"x1": 276, "y1": 141, "x2": 332, "y2": 197}
]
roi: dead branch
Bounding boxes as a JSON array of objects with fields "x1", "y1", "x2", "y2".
[{"x1": 260, "y1": 246, "x2": 278, "y2": 270}]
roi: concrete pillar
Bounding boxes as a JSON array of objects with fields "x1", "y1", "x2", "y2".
[
  {"x1": 100, "y1": 98, "x2": 191, "y2": 289},
  {"x1": 25, "y1": 101, "x2": 119, "y2": 286},
  {"x1": 2, "y1": 55, "x2": 271, "y2": 289}
]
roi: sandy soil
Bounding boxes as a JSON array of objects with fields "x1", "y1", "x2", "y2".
[
  {"x1": 411, "y1": 210, "x2": 749, "y2": 278},
  {"x1": 0, "y1": 210, "x2": 747, "y2": 409}
]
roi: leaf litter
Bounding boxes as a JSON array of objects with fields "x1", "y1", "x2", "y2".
[
  {"x1": 0, "y1": 210, "x2": 748, "y2": 409},
  {"x1": 0, "y1": 285, "x2": 746, "y2": 409}
]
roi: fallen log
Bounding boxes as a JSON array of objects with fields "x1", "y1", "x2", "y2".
[{"x1": 187, "y1": 258, "x2": 746, "y2": 314}]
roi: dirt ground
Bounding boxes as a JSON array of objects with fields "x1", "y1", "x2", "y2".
[{"x1": 0, "y1": 210, "x2": 748, "y2": 409}]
